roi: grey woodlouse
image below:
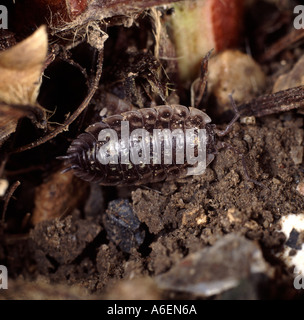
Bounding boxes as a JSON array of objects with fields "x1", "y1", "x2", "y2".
[{"x1": 62, "y1": 104, "x2": 220, "y2": 186}]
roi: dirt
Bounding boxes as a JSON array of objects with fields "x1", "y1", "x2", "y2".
[
  {"x1": 1, "y1": 112, "x2": 304, "y2": 299},
  {"x1": 1, "y1": 0, "x2": 304, "y2": 300}
]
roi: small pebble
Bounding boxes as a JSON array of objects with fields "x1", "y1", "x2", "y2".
[
  {"x1": 290, "y1": 146, "x2": 303, "y2": 165},
  {"x1": 240, "y1": 116, "x2": 256, "y2": 125},
  {"x1": 277, "y1": 214, "x2": 304, "y2": 275},
  {"x1": 296, "y1": 182, "x2": 304, "y2": 196},
  {"x1": 208, "y1": 50, "x2": 266, "y2": 111},
  {"x1": 103, "y1": 199, "x2": 145, "y2": 253}
]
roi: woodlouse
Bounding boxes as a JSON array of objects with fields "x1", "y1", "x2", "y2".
[{"x1": 62, "y1": 105, "x2": 219, "y2": 185}]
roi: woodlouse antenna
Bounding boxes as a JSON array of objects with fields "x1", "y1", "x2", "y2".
[
  {"x1": 215, "y1": 93, "x2": 240, "y2": 137},
  {"x1": 60, "y1": 167, "x2": 73, "y2": 174}
]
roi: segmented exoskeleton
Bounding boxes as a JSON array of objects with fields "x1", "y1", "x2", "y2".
[{"x1": 62, "y1": 105, "x2": 218, "y2": 185}]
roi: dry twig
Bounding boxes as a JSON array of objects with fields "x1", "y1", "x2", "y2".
[{"x1": 11, "y1": 49, "x2": 104, "y2": 154}]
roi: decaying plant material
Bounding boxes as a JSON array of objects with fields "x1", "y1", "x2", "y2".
[
  {"x1": 0, "y1": 26, "x2": 48, "y2": 146},
  {"x1": 31, "y1": 166, "x2": 89, "y2": 225},
  {"x1": 1, "y1": 0, "x2": 304, "y2": 300},
  {"x1": 237, "y1": 86, "x2": 304, "y2": 118},
  {"x1": 170, "y1": 0, "x2": 244, "y2": 82}
]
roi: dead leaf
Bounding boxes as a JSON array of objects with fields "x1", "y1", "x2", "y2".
[
  {"x1": 31, "y1": 166, "x2": 89, "y2": 225},
  {"x1": 273, "y1": 54, "x2": 304, "y2": 93},
  {"x1": 51, "y1": 0, "x2": 180, "y2": 47},
  {"x1": 0, "y1": 26, "x2": 48, "y2": 146},
  {"x1": 0, "y1": 25, "x2": 48, "y2": 105},
  {"x1": 0, "y1": 103, "x2": 46, "y2": 146}
]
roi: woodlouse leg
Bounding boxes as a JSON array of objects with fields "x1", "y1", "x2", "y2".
[
  {"x1": 57, "y1": 155, "x2": 78, "y2": 174},
  {"x1": 99, "y1": 107, "x2": 108, "y2": 120},
  {"x1": 140, "y1": 185, "x2": 162, "y2": 194},
  {"x1": 56, "y1": 155, "x2": 73, "y2": 160},
  {"x1": 60, "y1": 165, "x2": 79, "y2": 174},
  {"x1": 217, "y1": 141, "x2": 265, "y2": 188}
]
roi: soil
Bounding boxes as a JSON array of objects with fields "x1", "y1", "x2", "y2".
[
  {"x1": 1, "y1": 0, "x2": 304, "y2": 300},
  {"x1": 2, "y1": 112, "x2": 304, "y2": 299}
]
